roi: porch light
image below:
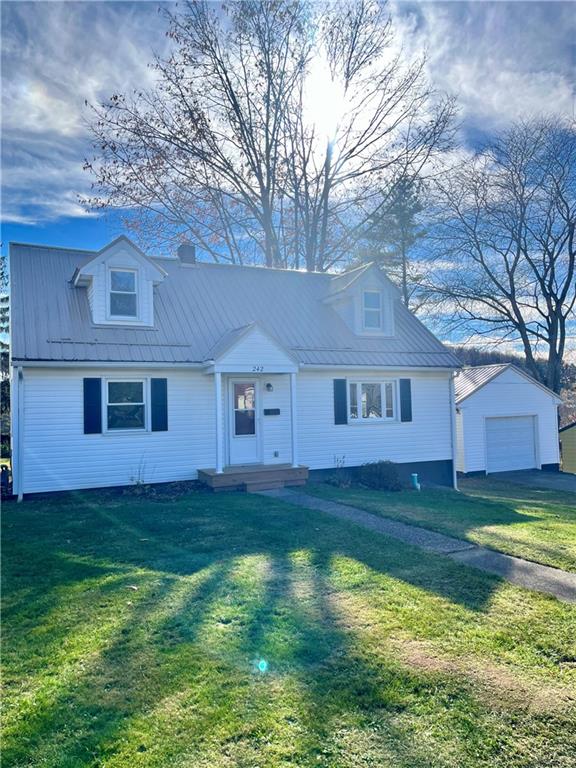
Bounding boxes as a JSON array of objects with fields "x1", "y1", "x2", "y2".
[{"x1": 265, "y1": 383, "x2": 273, "y2": 392}]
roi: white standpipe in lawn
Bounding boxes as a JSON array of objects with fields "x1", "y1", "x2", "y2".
[{"x1": 411, "y1": 473, "x2": 421, "y2": 491}]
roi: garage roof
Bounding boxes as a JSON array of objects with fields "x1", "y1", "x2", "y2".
[{"x1": 455, "y1": 364, "x2": 562, "y2": 404}]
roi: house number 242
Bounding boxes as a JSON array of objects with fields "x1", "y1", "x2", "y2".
[{"x1": 252, "y1": 365, "x2": 264, "y2": 372}]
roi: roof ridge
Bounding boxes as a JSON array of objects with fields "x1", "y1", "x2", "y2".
[
  {"x1": 191, "y1": 260, "x2": 330, "y2": 275},
  {"x1": 10, "y1": 241, "x2": 99, "y2": 255}
]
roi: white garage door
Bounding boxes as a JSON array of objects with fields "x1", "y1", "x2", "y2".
[{"x1": 485, "y1": 416, "x2": 537, "y2": 473}]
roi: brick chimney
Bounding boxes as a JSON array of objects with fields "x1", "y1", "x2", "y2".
[{"x1": 177, "y1": 242, "x2": 196, "y2": 264}]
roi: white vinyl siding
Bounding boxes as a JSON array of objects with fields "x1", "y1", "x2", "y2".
[
  {"x1": 215, "y1": 327, "x2": 297, "y2": 373},
  {"x1": 456, "y1": 367, "x2": 560, "y2": 473},
  {"x1": 455, "y1": 410, "x2": 466, "y2": 472},
  {"x1": 21, "y1": 368, "x2": 215, "y2": 493},
  {"x1": 297, "y1": 369, "x2": 452, "y2": 470},
  {"x1": 259, "y1": 374, "x2": 292, "y2": 465},
  {"x1": 20, "y1": 366, "x2": 453, "y2": 493}
]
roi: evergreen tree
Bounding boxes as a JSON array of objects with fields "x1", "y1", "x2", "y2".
[{"x1": 364, "y1": 177, "x2": 425, "y2": 307}]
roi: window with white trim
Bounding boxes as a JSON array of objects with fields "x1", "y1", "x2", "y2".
[
  {"x1": 363, "y1": 290, "x2": 382, "y2": 330},
  {"x1": 107, "y1": 380, "x2": 146, "y2": 430},
  {"x1": 109, "y1": 269, "x2": 138, "y2": 318},
  {"x1": 349, "y1": 381, "x2": 395, "y2": 421}
]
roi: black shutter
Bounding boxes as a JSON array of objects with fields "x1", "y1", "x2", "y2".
[
  {"x1": 83, "y1": 378, "x2": 102, "y2": 434},
  {"x1": 151, "y1": 378, "x2": 168, "y2": 431},
  {"x1": 333, "y1": 379, "x2": 348, "y2": 425},
  {"x1": 399, "y1": 378, "x2": 412, "y2": 422}
]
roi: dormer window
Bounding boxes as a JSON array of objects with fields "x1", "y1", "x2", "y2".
[
  {"x1": 363, "y1": 291, "x2": 382, "y2": 330},
  {"x1": 109, "y1": 269, "x2": 137, "y2": 318}
]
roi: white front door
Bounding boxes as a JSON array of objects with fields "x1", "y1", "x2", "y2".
[{"x1": 228, "y1": 379, "x2": 261, "y2": 465}]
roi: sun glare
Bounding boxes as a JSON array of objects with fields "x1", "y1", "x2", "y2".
[{"x1": 303, "y1": 55, "x2": 347, "y2": 145}]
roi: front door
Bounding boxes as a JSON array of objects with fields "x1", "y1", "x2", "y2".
[{"x1": 228, "y1": 379, "x2": 261, "y2": 465}]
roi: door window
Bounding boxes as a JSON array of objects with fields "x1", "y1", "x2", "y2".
[{"x1": 233, "y1": 382, "x2": 256, "y2": 436}]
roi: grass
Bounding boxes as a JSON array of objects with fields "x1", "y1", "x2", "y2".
[
  {"x1": 2, "y1": 485, "x2": 576, "y2": 767},
  {"x1": 305, "y1": 476, "x2": 576, "y2": 572}
]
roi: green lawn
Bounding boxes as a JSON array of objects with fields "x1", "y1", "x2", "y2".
[
  {"x1": 2, "y1": 485, "x2": 576, "y2": 768},
  {"x1": 305, "y1": 476, "x2": 576, "y2": 572}
]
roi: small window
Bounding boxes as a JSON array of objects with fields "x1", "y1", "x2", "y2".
[
  {"x1": 110, "y1": 269, "x2": 137, "y2": 318},
  {"x1": 107, "y1": 380, "x2": 145, "y2": 430},
  {"x1": 349, "y1": 381, "x2": 395, "y2": 421},
  {"x1": 363, "y1": 291, "x2": 382, "y2": 330}
]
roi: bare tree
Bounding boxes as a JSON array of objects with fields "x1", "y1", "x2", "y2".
[
  {"x1": 426, "y1": 118, "x2": 575, "y2": 393},
  {"x1": 84, "y1": 0, "x2": 455, "y2": 270}
]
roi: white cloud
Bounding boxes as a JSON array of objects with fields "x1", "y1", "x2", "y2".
[
  {"x1": 2, "y1": 1, "x2": 574, "y2": 225},
  {"x1": 1, "y1": 0, "x2": 173, "y2": 224},
  {"x1": 392, "y1": 0, "x2": 575, "y2": 139}
]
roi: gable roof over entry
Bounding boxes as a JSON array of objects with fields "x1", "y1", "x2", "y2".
[
  {"x1": 10, "y1": 240, "x2": 461, "y2": 369},
  {"x1": 207, "y1": 323, "x2": 298, "y2": 373}
]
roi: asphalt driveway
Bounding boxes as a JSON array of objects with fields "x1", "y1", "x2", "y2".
[{"x1": 491, "y1": 469, "x2": 576, "y2": 493}]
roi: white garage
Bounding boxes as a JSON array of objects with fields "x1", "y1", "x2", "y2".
[{"x1": 454, "y1": 365, "x2": 561, "y2": 475}]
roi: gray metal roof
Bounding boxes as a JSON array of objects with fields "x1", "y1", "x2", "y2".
[
  {"x1": 10, "y1": 242, "x2": 461, "y2": 368},
  {"x1": 454, "y1": 365, "x2": 509, "y2": 402}
]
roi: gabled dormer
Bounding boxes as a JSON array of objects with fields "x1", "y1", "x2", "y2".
[
  {"x1": 324, "y1": 263, "x2": 397, "y2": 337},
  {"x1": 72, "y1": 236, "x2": 166, "y2": 327}
]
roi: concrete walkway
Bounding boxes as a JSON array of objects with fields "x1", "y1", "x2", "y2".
[{"x1": 258, "y1": 488, "x2": 576, "y2": 604}]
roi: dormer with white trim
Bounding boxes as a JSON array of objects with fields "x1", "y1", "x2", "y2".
[
  {"x1": 72, "y1": 236, "x2": 167, "y2": 327},
  {"x1": 324, "y1": 263, "x2": 397, "y2": 337}
]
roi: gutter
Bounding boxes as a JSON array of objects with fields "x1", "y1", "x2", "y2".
[
  {"x1": 11, "y1": 360, "x2": 206, "y2": 370},
  {"x1": 449, "y1": 373, "x2": 459, "y2": 491},
  {"x1": 298, "y1": 364, "x2": 461, "y2": 372},
  {"x1": 12, "y1": 361, "x2": 462, "y2": 373},
  {"x1": 13, "y1": 366, "x2": 24, "y2": 502}
]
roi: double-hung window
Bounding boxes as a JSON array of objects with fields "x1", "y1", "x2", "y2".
[
  {"x1": 110, "y1": 269, "x2": 137, "y2": 318},
  {"x1": 363, "y1": 291, "x2": 382, "y2": 330},
  {"x1": 107, "y1": 380, "x2": 146, "y2": 430},
  {"x1": 349, "y1": 381, "x2": 395, "y2": 421}
]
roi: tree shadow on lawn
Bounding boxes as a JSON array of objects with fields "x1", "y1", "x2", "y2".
[
  {"x1": 307, "y1": 478, "x2": 576, "y2": 568},
  {"x1": 3, "y1": 490, "x2": 569, "y2": 767}
]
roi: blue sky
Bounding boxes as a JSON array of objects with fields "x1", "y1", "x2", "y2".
[{"x1": 1, "y1": 0, "x2": 575, "y2": 257}]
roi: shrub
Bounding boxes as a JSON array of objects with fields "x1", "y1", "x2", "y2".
[
  {"x1": 358, "y1": 460, "x2": 402, "y2": 491},
  {"x1": 325, "y1": 471, "x2": 352, "y2": 489}
]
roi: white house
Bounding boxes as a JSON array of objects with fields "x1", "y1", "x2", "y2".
[
  {"x1": 454, "y1": 364, "x2": 561, "y2": 474},
  {"x1": 10, "y1": 236, "x2": 463, "y2": 498}
]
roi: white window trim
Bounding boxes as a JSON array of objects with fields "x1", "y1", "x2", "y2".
[
  {"x1": 104, "y1": 377, "x2": 149, "y2": 433},
  {"x1": 362, "y1": 290, "x2": 382, "y2": 331},
  {"x1": 348, "y1": 379, "x2": 397, "y2": 423},
  {"x1": 107, "y1": 268, "x2": 140, "y2": 321}
]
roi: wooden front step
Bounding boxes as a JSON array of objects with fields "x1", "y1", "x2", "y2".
[
  {"x1": 244, "y1": 479, "x2": 286, "y2": 492},
  {"x1": 198, "y1": 464, "x2": 309, "y2": 492}
]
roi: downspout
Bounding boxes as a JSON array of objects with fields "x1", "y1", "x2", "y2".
[
  {"x1": 14, "y1": 366, "x2": 24, "y2": 502},
  {"x1": 449, "y1": 373, "x2": 458, "y2": 491}
]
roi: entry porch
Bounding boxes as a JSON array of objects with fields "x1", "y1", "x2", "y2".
[{"x1": 198, "y1": 463, "x2": 309, "y2": 492}]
